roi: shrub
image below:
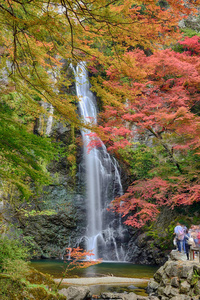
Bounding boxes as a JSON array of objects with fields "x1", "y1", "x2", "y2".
[
  {"x1": 0, "y1": 236, "x2": 29, "y2": 272},
  {"x1": 2, "y1": 258, "x2": 30, "y2": 280}
]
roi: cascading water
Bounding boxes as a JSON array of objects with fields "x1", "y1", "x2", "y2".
[
  {"x1": 46, "y1": 104, "x2": 54, "y2": 136},
  {"x1": 73, "y1": 62, "x2": 127, "y2": 261},
  {"x1": 37, "y1": 102, "x2": 54, "y2": 136}
]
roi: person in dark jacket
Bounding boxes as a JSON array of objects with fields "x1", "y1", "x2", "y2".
[{"x1": 185, "y1": 229, "x2": 191, "y2": 260}]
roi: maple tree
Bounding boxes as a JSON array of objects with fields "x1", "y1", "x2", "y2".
[
  {"x1": 89, "y1": 35, "x2": 200, "y2": 228},
  {"x1": 57, "y1": 247, "x2": 100, "y2": 288},
  {"x1": 96, "y1": 38, "x2": 200, "y2": 154}
]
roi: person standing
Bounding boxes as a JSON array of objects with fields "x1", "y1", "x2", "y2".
[
  {"x1": 182, "y1": 224, "x2": 187, "y2": 254},
  {"x1": 174, "y1": 222, "x2": 184, "y2": 253},
  {"x1": 185, "y1": 229, "x2": 191, "y2": 260},
  {"x1": 190, "y1": 225, "x2": 198, "y2": 246}
]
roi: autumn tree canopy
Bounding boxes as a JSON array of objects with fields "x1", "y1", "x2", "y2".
[
  {"x1": 0, "y1": 0, "x2": 200, "y2": 211},
  {"x1": 91, "y1": 35, "x2": 200, "y2": 228},
  {"x1": 0, "y1": 0, "x2": 198, "y2": 114}
]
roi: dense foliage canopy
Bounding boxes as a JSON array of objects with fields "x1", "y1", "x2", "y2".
[
  {"x1": 92, "y1": 36, "x2": 200, "y2": 227},
  {"x1": 0, "y1": 0, "x2": 200, "y2": 226}
]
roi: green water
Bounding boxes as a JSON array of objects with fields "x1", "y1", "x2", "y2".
[
  {"x1": 31, "y1": 260, "x2": 158, "y2": 296},
  {"x1": 31, "y1": 260, "x2": 158, "y2": 279}
]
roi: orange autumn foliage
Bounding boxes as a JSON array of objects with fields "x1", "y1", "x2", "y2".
[{"x1": 57, "y1": 247, "x2": 101, "y2": 288}]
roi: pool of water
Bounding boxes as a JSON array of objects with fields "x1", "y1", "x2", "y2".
[
  {"x1": 31, "y1": 260, "x2": 158, "y2": 296},
  {"x1": 89, "y1": 283, "x2": 149, "y2": 297},
  {"x1": 31, "y1": 260, "x2": 158, "y2": 279}
]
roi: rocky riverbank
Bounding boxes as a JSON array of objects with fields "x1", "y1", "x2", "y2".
[
  {"x1": 58, "y1": 286, "x2": 158, "y2": 300},
  {"x1": 56, "y1": 250, "x2": 200, "y2": 300},
  {"x1": 147, "y1": 250, "x2": 200, "y2": 299}
]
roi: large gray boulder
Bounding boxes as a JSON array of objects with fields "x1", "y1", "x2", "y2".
[{"x1": 58, "y1": 286, "x2": 92, "y2": 300}]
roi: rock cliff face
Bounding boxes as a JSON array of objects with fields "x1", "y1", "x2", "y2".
[
  {"x1": 18, "y1": 120, "x2": 87, "y2": 258},
  {"x1": 19, "y1": 207, "x2": 85, "y2": 258},
  {"x1": 147, "y1": 251, "x2": 200, "y2": 299},
  {"x1": 126, "y1": 232, "x2": 169, "y2": 265},
  {"x1": 125, "y1": 207, "x2": 178, "y2": 265}
]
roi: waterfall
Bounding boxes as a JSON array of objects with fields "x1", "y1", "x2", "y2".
[
  {"x1": 73, "y1": 62, "x2": 126, "y2": 261},
  {"x1": 46, "y1": 104, "x2": 54, "y2": 136},
  {"x1": 37, "y1": 102, "x2": 54, "y2": 136}
]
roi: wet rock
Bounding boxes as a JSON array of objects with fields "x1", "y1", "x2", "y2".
[
  {"x1": 171, "y1": 277, "x2": 179, "y2": 288},
  {"x1": 101, "y1": 292, "x2": 137, "y2": 300},
  {"x1": 180, "y1": 265, "x2": 192, "y2": 278},
  {"x1": 170, "y1": 251, "x2": 182, "y2": 261},
  {"x1": 101, "y1": 292, "x2": 124, "y2": 299},
  {"x1": 122, "y1": 293, "x2": 138, "y2": 300},
  {"x1": 180, "y1": 281, "x2": 190, "y2": 294},
  {"x1": 146, "y1": 278, "x2": 159, "y2": 294},
  {"x1": 165, "y1": 262, "x2": 179, "y2": 277},
  {"x1": 171, "y1": 296, "x2": 191, "y2": 300},
  {"x1": 161, "y1": 276, "x2": 170, "y2": 287},
  {"x1": 157, "y1": 286, "x2": 165, "y2": 296},
  {"x1": 163, "y1": 285, "x2": 172, "y2": 296},
  {"x1": 154, "y1": 266, "x2": 164, "y2": 283},
  {"x1": 128, "y1": 285, "x2": 137, "y2": 289},
  {"x1": 59, "y1": 286, "x2": 92, "y2": 300},
  {"x1": 170, "y1": 287, "x2": 179, "y2": 297}
]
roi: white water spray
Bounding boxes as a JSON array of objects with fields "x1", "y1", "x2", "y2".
[{"x1": 73, "y1": 62, "x2": 125, "y2": 261}]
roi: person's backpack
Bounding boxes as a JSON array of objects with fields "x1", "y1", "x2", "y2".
[
  {"x1": 187, "y1": 237, "x2": 194, "y2": 245},
  {"x1": 185, "y1": 234, "x2": 194, "y2": 245}
]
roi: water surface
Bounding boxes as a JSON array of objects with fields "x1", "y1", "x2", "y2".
[
  {"x1": 31, "y1": 260, "x2": 158, "y2": 279},
  {"x1": 31, "y1": 260, "x2": 158, "y2": 296}
]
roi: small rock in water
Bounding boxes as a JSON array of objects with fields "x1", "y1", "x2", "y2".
[{"x1": 128, "y1": 285, "x2": 137, "y2": 290}]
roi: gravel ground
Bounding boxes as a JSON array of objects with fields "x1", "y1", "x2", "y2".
[{"x1": 54, "y1": 276, "x2": 149, "y2": 285}]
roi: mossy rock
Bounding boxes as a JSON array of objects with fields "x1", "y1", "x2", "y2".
[
  {"x1": 193, "y1": 281, "x2": 200, "y2": 296},
  {"x1": 0, "y1": 270, "x2": 65, "y2": 300},
  {"x1": 28, "y1": 286, "x2": 66, "y2": 300},
  {"x1": 0, "y1": 276, "x2": 28, "y2": 300},
  {"x1": 0, "y1": 277, "x2": 66, "y2": 300},
  {"x1": 27, "y1": 268, "x2": 56, "y2": 287}
]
